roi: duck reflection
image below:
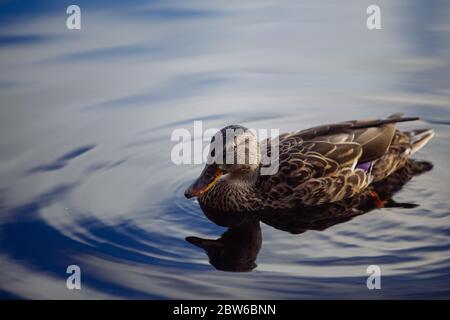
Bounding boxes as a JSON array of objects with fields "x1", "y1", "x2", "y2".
[
  {"x1": 186, "y1": 160, "x2": 432, "y2": 272},
  {"x1": 186, "y1": 220, "x2": 261, "y2": 272}
]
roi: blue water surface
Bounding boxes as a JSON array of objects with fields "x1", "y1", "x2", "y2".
[{"x1": 0, "y1": 0, "x2": 449, "y2": 299}]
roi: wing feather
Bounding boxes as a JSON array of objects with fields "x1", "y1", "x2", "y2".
[{"x1": 258, "y1": 115, "x2": 421, "y2": 207}]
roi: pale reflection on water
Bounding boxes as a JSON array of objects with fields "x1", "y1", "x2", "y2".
[{"x1": 0, "y1": 0, "x2": 449, "y2": 299}]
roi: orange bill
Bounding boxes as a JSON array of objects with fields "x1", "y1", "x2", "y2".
[{"x1": 184, "y1": 164, "x2": 223, "y2": 198}]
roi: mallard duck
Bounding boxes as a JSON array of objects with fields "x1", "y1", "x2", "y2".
[{"x1": 184, "y1": 114, "x2": 434, "y2": 212}]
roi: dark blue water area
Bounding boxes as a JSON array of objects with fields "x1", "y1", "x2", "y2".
[
  {"x1": 0, "y1": 184, "x2": 213, "y2": 299},
  {"x1": 0, "y1": 34, "x2": 59, "y2": 46},
  {"x1": 0, "y1": 0, "x2": 221, "y2": 28},
  {"x1": 27, "y1": 145, "x2": 96, "y2": 173}
]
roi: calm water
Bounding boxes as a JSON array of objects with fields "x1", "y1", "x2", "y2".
[{"x1": 1, "y1": 0, "x2": 450, "y2": 299}]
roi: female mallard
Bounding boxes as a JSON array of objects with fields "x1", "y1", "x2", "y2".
[{"x1": 184, "y1": 114, "x2": 434, "y2": 212}]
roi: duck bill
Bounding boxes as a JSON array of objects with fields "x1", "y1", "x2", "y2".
[{"x1": 184, "y1": 164, "x2": 223, "y2": 198}]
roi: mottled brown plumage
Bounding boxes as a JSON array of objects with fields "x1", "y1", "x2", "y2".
[{"x1": 185, "y1": 114, "x2": 434, "y2": 212}]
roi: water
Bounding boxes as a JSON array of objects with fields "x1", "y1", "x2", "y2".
[{"x1": 0, "y1": 0, "x2": 449, "y2": 299}]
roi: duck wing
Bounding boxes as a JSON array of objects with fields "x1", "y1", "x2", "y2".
[
  {"x1": 277, "y1": 114, "x2": 419, "y2": 164},
  {"x1": 259, "y1": 139, "x2": 370, "y2": 207},
  {"x1": 259, "y1": 114, "x2": 420, "y2": 207}
]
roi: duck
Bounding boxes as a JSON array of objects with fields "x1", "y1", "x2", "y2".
[{"x1": 184, "y1": 113, "x2": 434, "y2": 212}]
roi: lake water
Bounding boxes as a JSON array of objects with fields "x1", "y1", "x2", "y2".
[{"x1": 0, "y1": 0, "x2": 450, "y2": 299}]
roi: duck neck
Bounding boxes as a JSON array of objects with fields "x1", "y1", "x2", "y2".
[{"x1": 200, "y1": 170, "x2": 261, "y2": 212}]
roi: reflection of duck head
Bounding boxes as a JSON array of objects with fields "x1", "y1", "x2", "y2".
[
  {"x1": 187, "y1": 159, "x2": 433, "y2": 271},
  {"x1": 186, "y1": 219, "x2": 261, "y2": 272}
]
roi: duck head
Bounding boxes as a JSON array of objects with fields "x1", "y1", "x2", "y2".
[{"x1": 184, "y1": 125, "x2": 260, "y2": 198}]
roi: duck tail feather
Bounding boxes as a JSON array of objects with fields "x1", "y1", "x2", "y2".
[
  {"x1": 405, "y1": 128, "x2": 434, "y2": 137},
  {"x1": 410, "y1": 129, "x2": 435, "y2": 154}
]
